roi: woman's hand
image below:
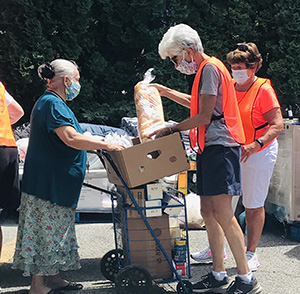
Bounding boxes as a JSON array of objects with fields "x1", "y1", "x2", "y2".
[
  {"x1": 148, "y1": 127, "x2": 173, "y2": 139},
  {"x1": 106, "y1": 143, "x2": 126, "y2": 151},
  {"x1": 241, "y1": 142, "x2": 260, "y2": 163}
]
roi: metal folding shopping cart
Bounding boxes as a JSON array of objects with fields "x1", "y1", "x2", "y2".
[{"x1": 94, "y1": 150, "x2": 193, "y2": 294}]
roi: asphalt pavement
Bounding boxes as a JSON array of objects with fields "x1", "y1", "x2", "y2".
[{"x1": 0, "y1": 213, "x2": 299, "y2": 294}]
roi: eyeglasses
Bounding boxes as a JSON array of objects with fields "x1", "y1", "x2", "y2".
[{"x1": 234, "y1": 44, "x2": 250, "y2": 52}]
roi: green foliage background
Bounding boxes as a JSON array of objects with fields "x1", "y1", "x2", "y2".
[{"x1": 1, "y1": 0, "x2": 299, "y2": 127}]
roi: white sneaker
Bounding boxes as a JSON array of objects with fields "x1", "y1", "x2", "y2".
[
  {"x1": 246, "y1": 251, "x2": 260, "y2": 271},
  {"x1": 191, "y1": 246, "x2": 227, "y2": 264}
]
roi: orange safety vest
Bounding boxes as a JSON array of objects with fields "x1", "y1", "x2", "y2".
[
  {"x1": 0, "y1": 82, "x2": 17, "y2": 147},
  {"x1": 189, "y1": 57, "x2": 245, "y2": 153},
  {"x1": 238, "y1": 77, "x2": 271, "y2": 149}
]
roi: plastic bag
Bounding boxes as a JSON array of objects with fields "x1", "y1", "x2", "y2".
[
  {"x1": 16, "y1": 138, "x2": 29, "y2": 163},
  {"x1": 134, "y1": 68, "x2": 165, "y2": 142},
  {"x1": 178, "y1": 192, "x2": 205, "y2": 229}
]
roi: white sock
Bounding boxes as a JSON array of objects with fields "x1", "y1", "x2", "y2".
[
  {"x1": 212, "y1": 270, "x2": 228, "y2": 281},
  {"x1": 238, "y1": 271, "x2": 253, "y2": 284}
]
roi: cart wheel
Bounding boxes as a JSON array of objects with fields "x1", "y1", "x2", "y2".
[
  {"x1": 100, "y1": 249, "x2": 126, "y2": 281},
  {"x1": 115, "y1": 265, "x2": 152, "y2": 294},
  {"x1": 176, "y1": 280, "x2": 193, "y2": 294}
]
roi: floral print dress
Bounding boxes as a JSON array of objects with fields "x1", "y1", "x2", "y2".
[{"x1": 12, "y1": 193, "x2": 81, "y2": 276}]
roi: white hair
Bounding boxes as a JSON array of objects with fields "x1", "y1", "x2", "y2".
[
  {"x1": 50, "y1": 59, "x2": 78, "y2": 79},
  {"x1": 158, "y1": 24, "x2": 204, "y2": 59}
]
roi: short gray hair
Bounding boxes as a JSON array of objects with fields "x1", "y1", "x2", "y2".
[{"x1": 158, "y1": 23, "x2": 204, "y2": 59}]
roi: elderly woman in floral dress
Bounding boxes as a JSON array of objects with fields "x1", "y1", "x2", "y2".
[{"x1": 12, "y1": 59, "x2": 124, "y2": 294}]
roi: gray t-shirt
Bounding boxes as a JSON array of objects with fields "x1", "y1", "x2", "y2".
[{"x1": 199, "y1": 64, "x2": 239, "y2": 147}]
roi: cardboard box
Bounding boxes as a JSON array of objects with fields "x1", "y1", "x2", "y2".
[
  {"x1": 125, "y1": 214, "x2": 173, "y2": 279},
  {"x1": 146, "y1": 182, "x2": 163, "y2": 200},
  {"x1": 164, "y1": 198, "x2": 183, "y2": 217},
  {"x1": 105, "y1": 133, "x2": 189, "y2": 188},
  {"x1": 145, "y1": 200, "x2": 162, "y2": 217},
  {"x1": 116, "y1": 185, "x2": 145, "y2": 218}
]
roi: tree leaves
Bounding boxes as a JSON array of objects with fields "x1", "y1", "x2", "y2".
[{"x1": 0, "y1": 0, "x2": 299, "y2": 127}]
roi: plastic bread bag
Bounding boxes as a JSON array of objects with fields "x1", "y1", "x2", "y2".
[{"x1": 134, "y1": 68, "x2": 166, "y2": 142}]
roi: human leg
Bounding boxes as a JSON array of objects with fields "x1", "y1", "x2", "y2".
[
  {"x1": 204, "y1": 194, "x2": 250, "y2": 275},
  {"x1": 245, "y1": 207, "x2": 265, "y2": 252},
  {"x1": 44, "y1": 274, "x2": 83, "y2": 290},
  {"x1": 190, "y1": 196, "x2": 240, "y2": 263},
  {"x1": 200, "y1": 195, "x2": 226, "y2": 272},
  {"x1": 193, "y1": 195, "x2": 250, "y2": 293},
  {"x1": 29, "y1": 275, "x2": 52, "y2": 294},
  {"x1": 242, "y1": 141, "x2": 278, "y2": 268}
]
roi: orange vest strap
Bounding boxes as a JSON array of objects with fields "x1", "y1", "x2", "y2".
[
  {"x1": 189, "y1": 57, "x2": 245, "y2": 153},
  {"x1": 0, "y1": 82, "x2": 17, "y2": 147},
  {"x1": 238, "y1": 78, "x2": 271, "y2": 145}
]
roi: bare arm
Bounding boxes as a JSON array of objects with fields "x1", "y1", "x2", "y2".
[
  {"x1": 7, "y1": 99, "x2": 24, "y2": 124},
  {"x1": 150, "y1": 83, "x2": 191, "y2": 108},
  {"x1": 150, "y1": 94, "x2": 216, "y2": 138},
  {"x1": 54, "y1": 125, "x2": 125, "y2": 151},
  {"x1": 241, "y1": 108, "x2": 284, "y2": 163}
]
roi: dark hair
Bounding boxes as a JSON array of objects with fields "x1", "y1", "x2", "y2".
[
  {"x1": 37, "y1": 62, "x2": 55, "y2": 80},
  {"x1": 227, "y1": 42, "x2": 263, "y2": 72}
]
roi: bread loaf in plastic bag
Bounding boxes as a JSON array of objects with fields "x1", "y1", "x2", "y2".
[{"x1": 134, "y1": 68, "x2": 165, "y2": 142}]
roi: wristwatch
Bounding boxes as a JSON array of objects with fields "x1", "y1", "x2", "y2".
[{"x1": 255, "y1": 138, "x2": 264, "y2": 148}]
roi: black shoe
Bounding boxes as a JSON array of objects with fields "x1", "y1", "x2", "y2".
[
  {"x1": 193, "y1": 272, "x2": 229, "y2": 293},
  {"x1": 225, "y1": 276, "x2": 262, "y2": 294}
]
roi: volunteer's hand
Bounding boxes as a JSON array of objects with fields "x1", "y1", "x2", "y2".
[
  {"x1": 241, "y1": 142, "x2": 260, "y2": 163},
  {"x1": 148, "y1": 127, "x2": 172, "y2": 139},
  {"x1": 149, "y1": 83, "x2": 168, "y2": 96}
]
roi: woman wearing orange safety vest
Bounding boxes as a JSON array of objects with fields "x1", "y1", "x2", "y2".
[
  {"x1": 191, "y1": 43, "x2": 284, "y2": 275},
  {"x1": 228, "y1": 43, "x2": 284, "y2": 271},
  {"x1": 149, "y1": 24, "x2": 262, "y2": 294},
  {"x1": 0, "y1": 81, "x2": 24, "y2": 260}
]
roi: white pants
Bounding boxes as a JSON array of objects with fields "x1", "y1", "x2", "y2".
[{"x1": 241, "y1": 139, "x2": 278, "y2": 209}]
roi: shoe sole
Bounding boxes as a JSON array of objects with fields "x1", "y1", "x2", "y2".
[
  {"x1": 191, "y1": 258, "x2": 213, "y2": 264},
  {"x1": 192, "y1": 285, "x2": 228, "y2": 293},
  {"x1": 248, "y1": 284, "x2": 263, "y2": 294},
  {"x1": 249, "y1": 264, "x2": 260, "y2": 272},
  {"x1": 191, "y1": 256, "x2": 227, "y2": 264},
  {"x1": 192, "y1": 279, "x2": 232, "y2": 294}
]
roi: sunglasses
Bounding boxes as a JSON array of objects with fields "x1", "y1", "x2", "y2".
[
  {"x1": 170, "y1": 55, "x2": 178, "y2": 65},
  {"x1": 234, "y1": 44, "x2": 250, "y2": 52}
]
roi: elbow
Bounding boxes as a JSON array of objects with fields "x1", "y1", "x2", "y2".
[
  {"x1": 276, "y1": 120, "x2": 284, "y2": 134},
  {"x1": 17, "y1": 109, "x2": 25, "y2": 121},
  {"x1": 200, "y1": 114, "x2": 212, "y2": 126},
  {"x1": 279, "y1": 122, "x2": 284, "y2": 133},
  {"x1": 64, "y1": 137, "x2": 81, "y2": 150}
]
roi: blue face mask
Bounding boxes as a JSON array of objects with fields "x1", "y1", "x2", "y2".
[{"x1": 65, "y1": 80, "x2": 81, "y2": 101}]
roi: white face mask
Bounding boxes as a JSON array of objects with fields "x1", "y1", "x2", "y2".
[
  {"x1": 176, "y1": 52, "x2": 198, "y2": 75},
  {"x1": 232, "y1": 69, "x2": 249, "y2": 84}
]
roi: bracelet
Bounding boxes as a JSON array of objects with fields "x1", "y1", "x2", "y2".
[
  {"x1": 255, "y1": 138, "x2": 264, "y2": 148},
  {"x1": 168, "y1": 127, "x2": 174, "y2": 134}
]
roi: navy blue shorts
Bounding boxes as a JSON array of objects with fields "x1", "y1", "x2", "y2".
[
  {"x1": 196, "y1": 145, "x2": 242, "y2": 196},
  {"x1": 0, "y1": 146, "x2": 20, "y2": 209}
]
